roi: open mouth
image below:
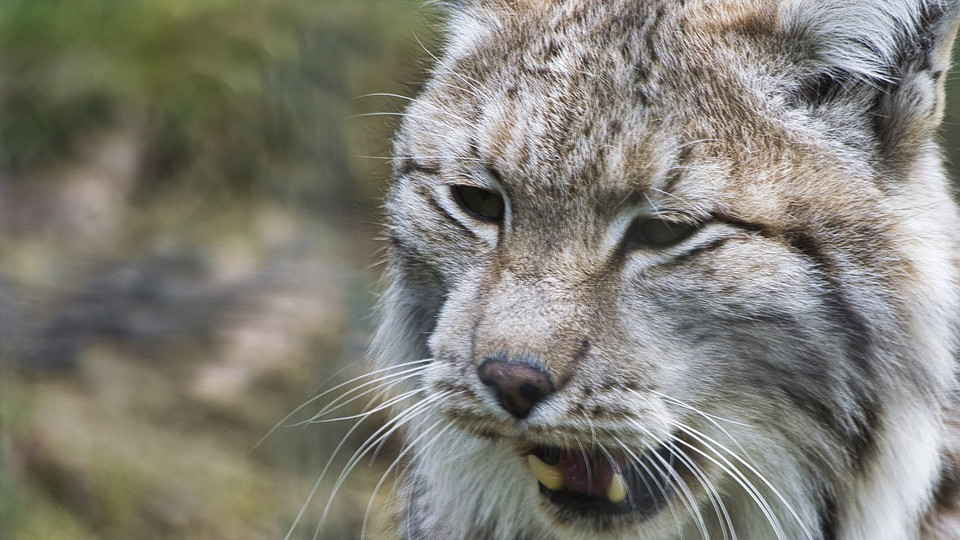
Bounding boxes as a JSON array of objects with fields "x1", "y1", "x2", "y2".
[{"x1": 526, "y1": 444, "x2": 676, "y2": 518}]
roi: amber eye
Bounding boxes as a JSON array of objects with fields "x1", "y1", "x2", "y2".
[
  {"x1": 624, "y1": 217, "x2": 700, "y2": 250},
  {"x1": 451, "y1": 185, "x2": 505, "y2": 222}
]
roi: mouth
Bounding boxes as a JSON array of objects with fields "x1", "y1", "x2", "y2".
[{"x1": 526, "y1": 443, "x2": 676, "y2": 519}]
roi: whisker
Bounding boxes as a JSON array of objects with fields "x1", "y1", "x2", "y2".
[
  {"x1": 676, "y1": 138, "x2": 722, "y2": 151},
  {"x1": 320, "y1": 390, "x2": 452, "y2": 520},
  {"x1": 668, "y1": 425, "x2": 791, "y2": 540},
  {"x1": 649, "y1": 390, "x2": 753, "y2": 428},
  {"x1": 283, "y1": 388, "x2": 425, "y2": 540},
  {"x1": 352, "y1": 95, "x2": 473, "y2": 126},
  {"x1": 427, "y1": 79, "x2": 486, "y2": 101},
  {"x1": 306, "y1": 366, "x2": 428, "y2": 423},
  {"x1": 353, "y1": 92, "x2": 418, "y2": 102},
  {"x1": 353, "y1": 154, "x2": 486, "y2": 165},
  {"x1": 620, "y1": 391, "x2": 737, "y2": 540},
  {"x1": 307, "y1": 386, "x2": 424, "y2": 425},
  {"x1": 412, "y1": 31, "x2": 489, "y2": 100},
  {"x1": 257, "y1": 359, "x2": 430, "y2": 448},
  {"x1": 675, "y1": 422, "x2": 814, "y2": 540},
  {"x1": 656, "y1": 444, "x2": 713, "y2": 540},
  {"x1": 648, "y1": 186, "x2": 712, "y2": 218},
  {"x1": 308, "y1": 367, "x2": 424, "y2": 427},
  {"x1": 646, "y1": 390, "x2": 755, "y2": 468},
  {"x1": 612, "y1": 436, "x2": 684, "y2": 536},
  {"x1": 664, "y1": 435, "x2": 736, "y2": 540},
  {"x1": 366, "y1": 389, "x2": 461, "y2": 466},
  {"x1": 617, "y1": 431, "x2": 710, "y2": 540},
  {"x1": 571, "y1": 439, "x2": 590, "y2": 487},
  {"x1": 350, "y1": 111, "x2": 465, "y2": 133},
  {"x1": 361, "y1": 420, "x2": 454, "y2": 539}
]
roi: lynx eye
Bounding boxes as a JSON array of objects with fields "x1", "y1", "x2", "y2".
[
  {"x1": 451, "y1": 185, "x2": 505, "y2": 222},
  {"x1": 625, "y1": 217, "x2": 700, "y2": 250}
]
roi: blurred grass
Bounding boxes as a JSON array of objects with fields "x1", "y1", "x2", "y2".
[
  {"x1": 0, "y1": 0, "x2": 435, "y2": 220},
  {"x1": 0, "y1": 2, "x2": 959, "y2": 540}
]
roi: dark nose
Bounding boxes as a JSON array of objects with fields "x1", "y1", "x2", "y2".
[{"x1": 477, "y1": 356, "x2": 554, "y2": 419}]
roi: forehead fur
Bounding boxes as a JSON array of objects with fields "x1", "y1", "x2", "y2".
[
  {"x1": 427, "y1": 0, "x2": 794, "y2": 149},
  {"x1": 413, "y1": 0, "x2": 798, "y2": 189},
  {"x1": 441, "y1": 0, "x2": 960, "y2": 77},
  {"x1": 397, "y1": 0, "x2": 959, "y2": 236}
]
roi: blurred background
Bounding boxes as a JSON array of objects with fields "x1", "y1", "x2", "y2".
[
  {"x1": 0, "y1": 1, "x2": 440, "y2": 538},
  {"x1": 0, "y1": 2, "x2": 959, "y2": 539}
]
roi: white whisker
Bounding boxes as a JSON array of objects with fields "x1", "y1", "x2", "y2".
[
  {"x1": 612, "y1": 435, "x2": 686, "y2": 537},
  {"x1": 645, "y1": 390, "x2": 756, "y2": 473},
  {"x1": 665, "y1": 436, "x2": 736, "y2": 540},
  {"x1": 353, "y1": 92, "x2": 418, "y2": 102},
  {"x1": 306, "y1": 366, "x2": 428, "y2": 423},
  {"x1": 674, "y1": 422, "x2": 815, "y2": 540},
  {"x1": 617, "y1": 431, "x2": 710, "y2": 540},
  {"x1": 317, "y1": 390, "x2": 451, "y2": 532},
  {"x1": 668, "y1": 424, "x2": 799, "y2": 540},
  {"x1": 283, "y1": 388, "x2": 422, "y2": 540},
  {"x1": 258, "y1": 359, "x2": 430, "y2": 448},
  {"x1": 351, "y1": 111, "x2": 465, "y2": 133},
  {"x1": 412, "y1": 31, "x2": 489, "y2": 101},
  {"x1": 353, "y1": 154, "x2": 486, "y2": 165},
  {"x1": 308, "y1": 386, "x2": 424, "y2": 425},
  {"x1": 361, "y1": 420, "x2": 454, "y2": 539}
]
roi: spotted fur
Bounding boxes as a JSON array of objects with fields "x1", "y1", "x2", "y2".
[{"x1": 371, "y1": 1, "x2": 960, "y2": 538}]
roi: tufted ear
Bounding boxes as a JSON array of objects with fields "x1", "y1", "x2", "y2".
[
  {"x1": 783, "y1": 1, "x2": 959, "y2": 83},
  {"x1": 781, "y1": 0, "x2": 960, "y2": 159},
  {"x1": 424, "y1": 0, "x2": 514, "y2": 60}
]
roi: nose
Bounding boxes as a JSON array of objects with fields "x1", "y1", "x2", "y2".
[{"x1": 477, "y1": 356, "x2": 555, "y2": 419}]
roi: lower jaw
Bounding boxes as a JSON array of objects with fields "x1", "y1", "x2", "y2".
[
  {"x1": 539, "y1": 483, "x2": 664, "y2": 517},
  {"x1": 529, "y1": 444, "x2": 678, "y2": 526},
  {"x1": 537, "y1": 482, "x2": 671, "y2": 532},
  {"x1": 538, "y1": 486, "x2": 649, "y2": 533},
  {"x1": 539, "y1": 483, "x2": 638, "y2": 515}
]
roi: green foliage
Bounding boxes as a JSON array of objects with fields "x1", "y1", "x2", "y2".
[{"x1": 0, "y1": 0, "x2": 434, "y2": 213}]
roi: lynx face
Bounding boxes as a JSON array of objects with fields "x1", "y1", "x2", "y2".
[{"x1": 374, "y1": 1, "x2": 960, "y2": 538}]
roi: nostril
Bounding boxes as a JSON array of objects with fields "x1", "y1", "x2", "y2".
[
  {"x1": 519, "y1": 383, "x2": 544, "y2": 403},
  {"x1": 477, "y1": 357, "x2": 555, "y2": 419}
]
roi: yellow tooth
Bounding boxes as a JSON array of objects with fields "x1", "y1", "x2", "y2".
[
  {"x1": 607, "y1": 472, "x2": 628, "y2": 504},
  {"x1": 527, "y1": 454, "x2": 565, "y2": 491}
]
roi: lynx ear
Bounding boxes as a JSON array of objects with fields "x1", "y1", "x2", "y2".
[
  {"x1": 784, "y1": 1, "x2": 959, "y2": 82},
  {"x1": 424, "y1": 0, "x2": 466, "y2": 10},
  {"x1": 782, "y1": 0, "x2": 960, "y2": 155},
  {"x1": 425, "y1": 0, "x2": 511, "y2": 60}
]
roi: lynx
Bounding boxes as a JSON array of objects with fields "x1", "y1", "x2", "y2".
[{"x1": 369, "y1": 0, "x2": 960, "y2": 538}]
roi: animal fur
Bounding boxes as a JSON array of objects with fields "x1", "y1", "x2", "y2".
[{"x1": 369, "y1": 1, "x2": 960, "y2": 538}]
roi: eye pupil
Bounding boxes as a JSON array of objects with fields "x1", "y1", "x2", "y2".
[
  {"x1": 625, "y1": 218, "x2": 698, "y2": 250},
  {"x1": 452, "y1": 185, "x2": 505, "y2": 222}
]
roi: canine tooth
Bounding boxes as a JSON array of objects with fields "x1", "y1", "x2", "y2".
[
  {"x1": 607, "y1": 471, "x2": 628, "y2": 504},
  {"x1": 527, "y1": 454, "x2": 565, "y2": 491}
]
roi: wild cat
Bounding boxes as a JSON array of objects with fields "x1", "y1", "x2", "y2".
[{"x1": 359, "y1": 0, "x2": 960, "y2": 538}]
